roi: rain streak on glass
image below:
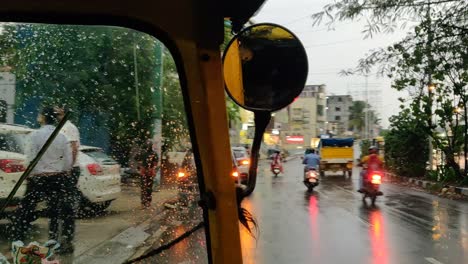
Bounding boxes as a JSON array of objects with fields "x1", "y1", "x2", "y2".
[{"x1": 0, "y1": 24, "x2": 206, "y2": 263}]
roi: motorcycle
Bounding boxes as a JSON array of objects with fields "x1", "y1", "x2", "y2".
[
  {"x1": 361, "y1": 170, "x2": 383, "y2": 205},
  {"x1": 303, "y1": 167, "x2": 319, "y2": 191},
  {"x1": 271, "y1": 165, "x2": 281, "y2": 177}
]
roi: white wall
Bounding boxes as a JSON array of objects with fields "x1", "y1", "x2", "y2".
[{"x1": 0, "y1": 72, "x2": 16, "y2": 123}]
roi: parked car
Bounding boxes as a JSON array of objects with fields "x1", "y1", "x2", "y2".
[
  {"x1": 77, "y1": 146, "x2": 121, "y2": 214},
  {"x1": 231, "y1": 147, "x2": 250, "y2": 184},
  {"x1": 0, "y1": 124, "x2": 121, "y2": 218},
  {"x1": 0, "y1": 124, "x2": 30, "y2": 218}
]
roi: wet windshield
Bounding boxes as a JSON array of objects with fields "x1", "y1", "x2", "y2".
[
  {"x1": 81, "y1": 149, "x2": 117, "y2": 164},
  {"x1": 233, "y1": 149, "x2": 247, "y2": 159},
  {"x1": 0, "y1": 134, "x2": 26, "y2": 153},
  {"x1": 0, "y1": 23, "x2": 206, "y2": 263}
]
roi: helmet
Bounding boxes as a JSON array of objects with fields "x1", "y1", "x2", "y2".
[{"x1": 368, "y1": 146, "x2": 378, "y2": 154}]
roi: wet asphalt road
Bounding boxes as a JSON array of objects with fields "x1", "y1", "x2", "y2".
[
  {"x1": 240, "y1": 158, "x2": 468, "y2": 264},
  {"x1": 2, "y1": 161, "x2": 465, "y2": 264}
]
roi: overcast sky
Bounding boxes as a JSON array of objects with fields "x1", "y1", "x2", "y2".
[{"x1": 253, "y1": 0, "x2": 410, "y2": 128}]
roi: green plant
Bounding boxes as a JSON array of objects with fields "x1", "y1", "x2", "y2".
[
  {"x1": 384, "y1": 110, "x2": 429, "y2": 177},
  {"x1": 360, "y1": 139, "x2": 371, "y2": 159}
]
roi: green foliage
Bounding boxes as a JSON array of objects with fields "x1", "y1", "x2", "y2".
[
  {"x1": 384, "y1": 110, "x2": 429, "y2": 177},
  {"x1": 379, "y1": 129, "x2": 389, "y2": 137},
  {"x1": 349, "y1": 100, "x2": 379, "y2": 137},
  {"x1": 0, "y1": 24, "x2": 171, "y2": 164},
  {"x1": 161, "y1": 49, "x2": 189, "y2": 153},
  {"x1": 313, "y1": 0, "x2": 468, "y2": 180},
  {"x1": 349, "y1": 101, "x2": 366, "y2": 133},
  {"x1": 226, "y1": 96, "x2": 241, "y2": 125},
  {"x1": 427, "y1": 165, "x2": 458, "y2": 184},
  {"x1": 360, "y1": 139, "x2": 371, "y2": 158}
]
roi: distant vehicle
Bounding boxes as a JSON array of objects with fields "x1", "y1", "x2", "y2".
[
  {"x1": 360, "y1": 170, "x2": 383, "y2": 205},
  {"x1": 231, "y1": 147, "x2": 250, "y2": 184},
  {"x1": 303, "y1": 168, "x2": 319, "y2": 192},
  {"x1": 266, "y1": 148, "x2": 279, "y2": 159},
  {"x1": 174, "y1": 150, "x2": 199, "y2": 207},
  {"x1": 319, "y1": 138, "x2": 354, "y2": 177}
]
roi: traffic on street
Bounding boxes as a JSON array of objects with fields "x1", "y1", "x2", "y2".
[
  {"x1": 240, "y1": 156, "x2": 468, "y2": 264},
  {"x1": 0, "y1": 0, "x2": 467, "y2": 263}
]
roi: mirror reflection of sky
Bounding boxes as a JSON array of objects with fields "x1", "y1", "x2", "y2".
[{"x1": 254, "y1": 0, "x2": 410, "y2": 128}]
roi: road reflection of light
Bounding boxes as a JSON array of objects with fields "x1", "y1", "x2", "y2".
[
  {"x1": 369, "y1": 210, "x2": 389, "y2": 264},
  {"x1": 431, "y1": 201, "x2": 448, "y2": 243},
  {"x1": 461, "y1": 213, "x2": 468, "y2": 259},
  {"x1": 172, "y1": 225, "x2": 188, "y2": 263},
  {"x1": 308, "y1": 195, "x2": 320, "y2": 257}
]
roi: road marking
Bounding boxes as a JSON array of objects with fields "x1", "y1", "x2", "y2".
[
  {"x1": 425, "y1": 257, "x2": 444, "y2": 264},
  {"x1": 332, "y1": 185, "x2": 358, "y2": 196},
  {"x1": 355, "y1": 215, "x2": 372, "y2": 227},
  {"x1": 315, "y1": 190, "x2": 330, "y2": 199}
]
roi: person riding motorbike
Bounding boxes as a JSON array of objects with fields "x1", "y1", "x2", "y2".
[
  {"x1": 358, "y1": 146, "x2": 384, "y2": 193},
  {"x1": 270, "y1": 150, "x2": 283, "y2": 173},
  {"x1": 303, "y1": 148, "x2": 320, "y2": 172}
]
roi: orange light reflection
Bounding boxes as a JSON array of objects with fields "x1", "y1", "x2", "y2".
[
  {"x1": 369, "y1": 210, "x2": 389, "y2": 264},
  {"x1": 308, "y1": 195, "x2": 320, "y2": 257}
]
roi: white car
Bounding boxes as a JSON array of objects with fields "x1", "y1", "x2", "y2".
[
  {"x1": 231, "y1": 146, "x2": 250, "y2": 183},
  {"x1": 76, "y1": 146, "x2": 121, "y2": 214},
  {"x1": 0, "y1": 124, "x2": 121, "y2": 217},
  {"x1": 0, "y1": 124, "x2": 31, "y2": 216}
]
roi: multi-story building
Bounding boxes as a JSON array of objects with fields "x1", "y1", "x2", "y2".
[
  {"x1": 326, "y1": 95, "x2": 353, "y2": 136},
  {"x1": 275, "y1": 84, "x2": 326, "y2": 150}
]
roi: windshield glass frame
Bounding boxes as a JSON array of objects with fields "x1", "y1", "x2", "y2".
[{"x1": 0, "y1": 17, "x2": 214, "y2": 264}]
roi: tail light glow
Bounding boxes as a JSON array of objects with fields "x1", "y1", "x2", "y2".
[
  {"x1": 308, "y1": 171, "x2": 318, "y2": 178},
  {"x1": 0, "y1": 159, "x2": 26, "y2": 173},
  {"x1": 371, "y1": 174, "x2": 382, "y2": 184},
  {"x1": 87, "y1": 163, "x2": 103, "y2": 176},
  {"x1": 241, "y1": 159, "x2": 250, "y2": 165},
  {"x1": 232, "y1": 171, "x2": 239, "y2": 178}
]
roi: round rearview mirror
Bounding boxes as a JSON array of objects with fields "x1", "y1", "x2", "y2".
[{"x1": 223, "y1": 23, "x2": 308, "y2": 112}]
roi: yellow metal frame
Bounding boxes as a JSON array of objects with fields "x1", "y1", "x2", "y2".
[{"x1": 0, "y1": 1, "x2": 243, "y2": 263}]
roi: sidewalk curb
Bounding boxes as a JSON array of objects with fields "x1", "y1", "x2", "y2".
[
  {"x1": 74, "y1": 190, "x2": 179, "y2": 264},
  {"x1": 385, "y1": 173, "x2": 468, "y2": 197}
]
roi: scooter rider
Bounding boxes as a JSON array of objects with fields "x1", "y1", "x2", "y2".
[
  {"x1": 270, "y1": 150, "x2": 283, "y2": 173},
  {"x1": 358, "y1": 146, "x2": 384, "y2": 193},
  {"x1": 303, "y1": 148, "x2": 320, "y2": 172}
]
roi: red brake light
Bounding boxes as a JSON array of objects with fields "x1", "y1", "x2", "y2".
[
  {"x1": 0, "y1": 159, "x2": 26, "y2": 173},
  {"x1": 87, "y1": 163, "x2": 103, "y2": 175},
  {"x1": 371, "y1": 174, "x2": 382, "y2": 184}
]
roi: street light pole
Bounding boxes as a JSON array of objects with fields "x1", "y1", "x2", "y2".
[
  {"x1": 365, "y1": 74, "x2": 369, "y2": 140},
  {"x1": 426, "y1": 0, "x2": 434, "y2": 170},
  {"x1": 133, "y1": 36, "x2": 141, "y2": 121},
  {"x1": 428, "y1": 84, "x2": 435, "y2": 170}
]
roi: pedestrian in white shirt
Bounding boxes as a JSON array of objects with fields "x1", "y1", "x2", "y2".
[
  {"x1": 55, "y1": 105, "x2": 80, "y2": 183},
  {"x1": 12, "y1": 106, "x2": 76, "y2": 254}
]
